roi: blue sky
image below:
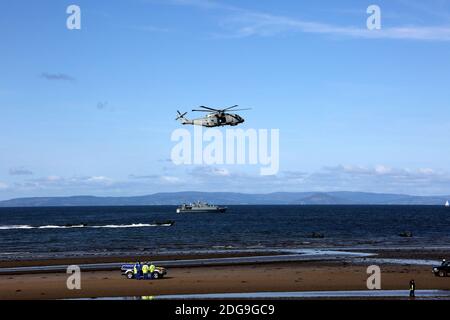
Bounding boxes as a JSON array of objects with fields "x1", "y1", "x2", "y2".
[{"x1": 1, "y1": 0, "x2": 450, "y2": 199}]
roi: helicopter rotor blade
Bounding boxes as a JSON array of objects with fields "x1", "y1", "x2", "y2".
[
  {"x1": 227, "y1": 108, "x2": 251, "y2": 112},
  {"x1": 192, "y1": 109, "x2": 218, "y2": 112},
  {"x1": 223, "y1": 105, "x2": 239, "y2": 111},
  {"x1": 197, "y1": 106, "x2": 219, "y2": 111},
  {"x1": 191, "y1": 105, "x2": 250, "y2": 114}
]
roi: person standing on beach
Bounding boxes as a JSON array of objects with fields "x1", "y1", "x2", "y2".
[
  {"x1": 134, "y1": 262, "x2": 142, "y2": 280},
  {"x1": 133, "y1": 262, "x2": 140, "y2": 280},
  {"x1": 142, "y1": 263, "x2": 149, "y2": 280},
  {"x1": 409, "y1": 280, "x2": 416, "y2": 298},
  {"x1": 138, "y1": 262, "x2": 144, "y2": 280},
  {"x1": 149, "y1": 263, "x2": 156, "y2": 279}
]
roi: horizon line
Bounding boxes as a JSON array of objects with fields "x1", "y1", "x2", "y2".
[{"x1": 1, "y1": 190, "x2": 450, "y2": 202}]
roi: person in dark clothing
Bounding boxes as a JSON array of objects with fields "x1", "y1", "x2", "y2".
[
  {"x1": 138, "y1": 262, "x2": 143, "y2": 280},
  {"x1": 134, "y1": 262, "x2": 142, "y2": 280},
  {"x1": 409, "y1": 280, "x2": 416, "y2": 298}
]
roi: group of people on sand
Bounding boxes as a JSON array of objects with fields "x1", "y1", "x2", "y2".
[{"x1": 133, "y1": 262, "x2": 156, "y2": 280}]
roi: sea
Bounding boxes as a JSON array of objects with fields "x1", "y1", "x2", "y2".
[{"x1": 0, "y1": 205, "x2": 449, "y2": 261}]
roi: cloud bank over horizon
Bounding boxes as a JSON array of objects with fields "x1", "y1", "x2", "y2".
[{"x1": 2, "y1": 164, "x2": 450, "y2": 200}]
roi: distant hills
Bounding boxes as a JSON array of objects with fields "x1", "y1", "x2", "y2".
[{"x1": 0, "y1": 191, "x2": 449, "y2": 207}]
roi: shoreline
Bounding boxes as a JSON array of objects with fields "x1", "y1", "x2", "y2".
[
  {"x1": 2, "y1": 246, "x2": 450, "y2": 268},
  {"x1": 0, "y1": 251, "x2": 282, "y2": 269}
]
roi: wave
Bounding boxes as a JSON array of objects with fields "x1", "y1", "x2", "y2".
[
  {"x1": 0, "y1": 223, "x2": 173, "y2": 230},
  {"x1": 38, "y1": 225, "x2": 86, "y2": 229},
  {"x1": 91, "y1": 223, "x2": 171, "y2": 228},
  {"x1": 0, "y1": 225, "x2": 34, "y2": 230}
]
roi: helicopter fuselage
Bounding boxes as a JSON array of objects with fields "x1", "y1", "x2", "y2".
[
  {"x1": 181, "y1": 113, "x2": 244, "y2": 127},
  {"x1": 177, "y1": 105, "x2": 249, "y2": 128}
]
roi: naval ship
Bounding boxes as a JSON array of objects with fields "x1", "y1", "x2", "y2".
[{"x1": 176, "y1": 201, "x2": 227, "y2": 213}]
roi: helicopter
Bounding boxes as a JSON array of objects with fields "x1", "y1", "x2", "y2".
[{"x1": 176, "y1": 105, "x2": 251, "y2": 128}]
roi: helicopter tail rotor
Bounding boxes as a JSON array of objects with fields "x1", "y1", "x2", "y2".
[{"x1": 176, "y1": 110, "x2": 188, "y2": 121}]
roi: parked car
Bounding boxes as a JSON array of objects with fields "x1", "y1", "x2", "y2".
[
  {"x1": 432, "y1": 261, "x2": 450, "y2": 277},
  {"x1": 121, "y1": 264, "x2": 167, "y2": 279}
]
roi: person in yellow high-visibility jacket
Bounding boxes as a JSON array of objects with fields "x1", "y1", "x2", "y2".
[
  {"x1": 142, "y1": 263, "x2": 150, "y2": 280},
  {"x1": 409, "y1": 280, "x2": 416, "y2": 298},
  {"x1": 149, "y1": 263, "x2": 156, "y2": 279}
]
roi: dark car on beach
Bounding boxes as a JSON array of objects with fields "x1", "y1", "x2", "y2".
[
  {"x1": 121, "y1": 264, "x2": 167, "y2": 279},
  {"x1": 432, "y1": 261, "x2": 450, "y2": 277}
]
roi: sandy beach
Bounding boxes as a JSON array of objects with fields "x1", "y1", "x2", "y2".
[{"x1": 1, "y1": 249, "x2": 450, "y2": 300}]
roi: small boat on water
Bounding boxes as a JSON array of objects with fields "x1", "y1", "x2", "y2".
[
  {"x1": 176, "y1": 201, "x2": 227, "y2": 213},
  {"x1": 153, "y1": 220, "x2": 175, "y2": 226},
  {"x1": 445, "y1": 201, "x2": 449, "y2": 208},
  {"x1": 399, "y1": 231, "x2": 413, "y2": 238},
  {"x1": 64, "y1": 223, "x2": 88, "y2": 227},
  {"x1": 309, "y1": 232, "x2": 325, "y2": 239}
]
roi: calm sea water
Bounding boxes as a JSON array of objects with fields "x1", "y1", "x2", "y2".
[{"x1": 0, "y1": 206, "x2": 449, "y2": 260}]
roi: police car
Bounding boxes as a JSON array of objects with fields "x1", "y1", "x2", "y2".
[{"x1": 121, "y1": 263, "x2": 167, "y2": 279}]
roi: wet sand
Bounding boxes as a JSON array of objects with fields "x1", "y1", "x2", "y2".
[
  {"x1": 0, "y1": 252, "x2": 278, "y2": 268},
  {"x1": 359, "y1": 248, "x2": 450, "y2": 260},
  {"x1": 1, "y1": 261, "x2": 449, "y2": 300},
  {"x1": 2, "y1": 247, "x2": 449, "y2": 269}
]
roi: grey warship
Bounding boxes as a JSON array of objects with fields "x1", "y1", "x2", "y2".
[{"x1": 176, "y1": 201, "x2": 227, "y2": 213}]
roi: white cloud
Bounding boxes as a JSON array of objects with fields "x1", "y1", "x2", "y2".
[
  {"x1": 167, "y1": 0, "x2": 450, "y2": 41},
  {"x1": 418, "y1": 168, "x2": 435, "y2": 175},
  {"x1": 46, "y1": 175, "x2": 62, "y2": 182},
  {"x1": 323, "y1": 165, "x2": 444, "y2": 178},
  {"x1": 211, "y1": 168, "x2": 230, "y2": 176},
  {"x1": 220, "y1": 11, "x2": 450, "y2": 41},
  {"x1": 160, "y1": 176, "x2": 182, "y2": 184},
  {"x1": 374, "y1": 165, "x2": 391, "y2": 175},
  {"x1": 189, "y1": 166, "x2": 231, "y2": 178},
  {"x1": 85, "y1": 176, "x2": 114, "y2": 185},
  {"x1": 40, "y1": 73, "x2": 76, "y2": 82},
  {"x1": 129, "y1": 174, "x2": 159, "y2": 179},
  {"x1": 9, "y1": 167, "x2": 33, "y2": 176},
  {"x1": 20, "y1": 175, "x2": 115, "y2": 189},
  {"x1": 179, "y1": 165, "x2": 450, "y2": 195},
  {"x1": 308, "y1": 165, "x2": 450, "y2": 195},
  {"x1": 0, "y1": 182, "x2": 8, "y2": 190}
]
